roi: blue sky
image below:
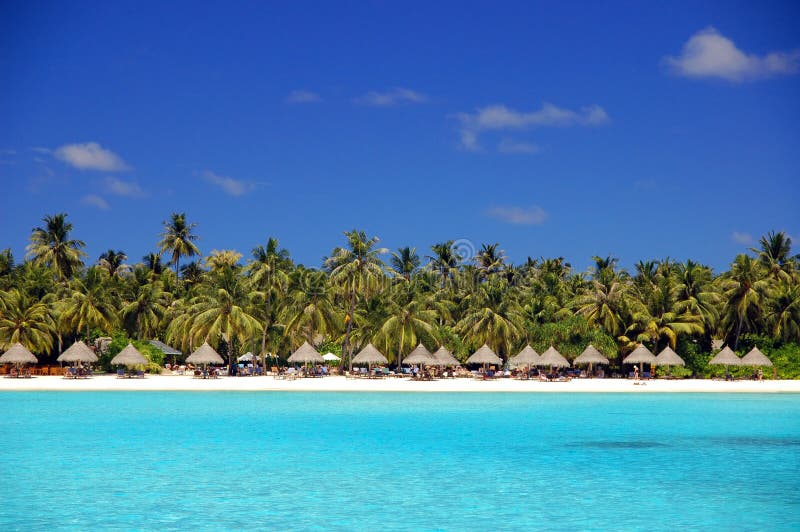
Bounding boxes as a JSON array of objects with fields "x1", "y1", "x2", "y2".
[{"x1": 1, "y1": 1, "x2": 798, "y2": 273}]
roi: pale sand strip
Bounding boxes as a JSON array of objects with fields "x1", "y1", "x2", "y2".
[{"x1": 1, "y1": 375, "x2": 799, "y2": 393}]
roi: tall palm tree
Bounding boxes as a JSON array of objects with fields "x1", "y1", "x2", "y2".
[
  {"x1": 457, "y1": 278, "x2": 523, "y2": 358},
  {"x1": 281, "y1": 268, "x2": 340, "y2": 346},
  {"x1": 378, "y1": 286, "x2": 440, "y2": 369},
  {"x1": 247, "y1": 237, "x2": 291, "y2": 370},
  {"x1": 475, "y1": 243, "x2": 506, "y2": 278},
  {"x1": 158, "y1": 212, "x2": 200, "y2": 276},
  {"x1": 427, "y1": 241, "x2": 459, "y2": 288},
  {"x1": 752, "y1": 231, "x2": 796, "y2": 282},
  {"x1": 0, "y1": 289, "x2": 55, "y2": 352},
  {"x1": 390, "y1": 246, "x2": 420, "y2": 281},
  {"x1": 674, "y1": 260, "x2": 720, "y2": 334},
  {"x1": 121, "y1": 279, "x2": 170, "y2": 339},
  {"x1": 98, "y1": 249, "x2": 130, "y2": 278},
  {"x1": 143, "y1": 253, "x2": 165, "y2": 276},
  {"x1": 721, "y1": 254, "x2": 769, "y2": 348},
  {"x1": 766, "y1": 282, "x2": 800, "y2": 343},
  {"x1": 325, "y1": 230, "x2": 387, "y2": 371},
  {"x1": 60, "y1": 267, "x2": 117, "y2": 340},
  {"x1": 25, "y1": 213, "x2": 86, "y2": 281}
]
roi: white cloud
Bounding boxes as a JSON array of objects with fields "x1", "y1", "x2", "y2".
[
  {"x1": 54, "y1": 142, "x2": 130, "y2": 171},
  {"x1": 485, "y1": 205, "x2": 548, "y2": 225},
  {"x1": 104, "y1": 177, "x2": 144, "y2": 197},
  {"x1": 355, "y1": 87, "x2": 428, "y2": 106},
  {"x1": 286, "y1": 90, "x2": 321, "y2": 103},
  {"x1": 30, "y1": 147, "x2": 51, "y2": 154},
  {"x1": 455, "y1": 102, "x2": 609, "y2": 151},
  {"x1": 497, "y1": 139, "x2": 541, "y2": 154},
  {"x1": 664, "y1": 27, "x2": 800, "y2": 82},
  {"x1": 203, "y1": 170, "x2": 253, "y2": 196},
  {"x1": 81, "y1": 194, "x2": 110, "y2": 210},
  {"x1": 731, "y1": 231, "x2": 754, "y2": 245}
]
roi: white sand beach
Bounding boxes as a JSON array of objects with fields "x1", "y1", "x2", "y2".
[{"x1": 1, "y1": 375, "x2": 799, "y2": 393}]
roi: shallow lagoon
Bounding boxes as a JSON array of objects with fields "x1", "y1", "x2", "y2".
[{"x1": 1, "y1": 392, "x2": 798, "y2": 530}]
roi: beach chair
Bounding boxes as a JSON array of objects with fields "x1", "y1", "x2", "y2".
[
  {"x1": 117, "y1": 369, "x2": 126, "y2": 379},
  {"x1": 136, "y1": 370, "x2": 145, "y2": 378}
]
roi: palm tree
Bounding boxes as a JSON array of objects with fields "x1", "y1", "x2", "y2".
[
  {"x1": 457, "y1": 278, "x2": 523, "y2": 358},
  {"x1": 721, "y1": 254, "x2": 770, "y2": 348},
  {"x1": 377, "y1": 286, "x2": 440, "y2": 369},
  {"x1": 281, "y1": 268, "x2": 340, "y2": 346},
  {"x1": 0, "y1": 289, "x2": 55, "y2": 352},
  {"x1": 674, "y1": 260, "x2": 720, "y2": 334},
  {"x1": 752, "y1": 231, "x2": 796, "y2": 282},
  {"x1": 766, "y1": 282, "x2": 800, "y2": 343},
  {"x1": 158, "y1": 212, "x2": 200, "y2": 276},
  {"x1": 25, "y1": 213, "x2": 86, "y2": 281},
  {"x1": 60, "y1": 267, "x2": 117, "y2": 340},
  {"x1": 143, "y1": 253, "x2": 165, "y2": 276},
  {"x1": 121, "y1": 279, "x2": 170, "y2": 339},
  {"x1": 325, "y1": 230, "x2": 387, "y2": 371},
  {"x1": 98, "y1": 249, "x2": 130, "y2": 278},
  {"x1": 247, "y1": 237, "x2": 291, "y2": 370},
  {"x1": 390, "y1": 246, "x2": 420, "y2": 281},
  {"x1": 475, "y1": 243, "x2": 506, "y2": 278},
  {"x1": 574, "y1": 276, "x2": 630, "y2": 338},
  {"x1": 427, "y1": 241, "x2": 459, "y2": 288}
]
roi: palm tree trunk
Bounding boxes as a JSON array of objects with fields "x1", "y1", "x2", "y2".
[
  {"x1": 733, "y1": 313, "x2": 744, "y2": 349},
  {"x1": 344, "y1": 292, "x2": 356, "y2": 373}
]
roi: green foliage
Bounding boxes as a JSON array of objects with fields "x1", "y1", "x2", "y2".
[
  {"x1": 527, "y1": 316, "x2": 617, "y2": 361},
  {"x1": 100, "y1": 330, "x2": 164, "y2": 373}
]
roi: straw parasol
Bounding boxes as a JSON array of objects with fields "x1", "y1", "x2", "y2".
[
  {"x1": 0, "y1": 343, "x2": 38, "y2": 371},
  {"x1": 538, "y1": 346, "x2": 570, "y2": 368},
  {"x1": 466, "y1": 345, "x2": 502, "y2": 373},
  {"x1": 287, "y1": 341, "x2": 324, "y2": 365},
  {"x1": 622, "y1": 344, "x2": 656, "y2": 376},
  {"x1": 237, "y1": 352, "x2": 254, "y2": 362},
  {"x1": 708, "y1": 346, "x2": 742, "y2": 367},
  {"x1": 352, "y1": 343, "x2": 388, "y2": 370},
  {"x1": 430, "y1": 346, "x2": 460, "y2": 367},
  {"x1": 740, "y1": 347, "x2": 772, "y2": 367},
  {"x1": 655, "y1": 347, "x2": 685, "y2": 367},
  {"x1": 322, "y1": 352, "x2": 341, "y2": 362},
  {"x1": 574, "y1": 344, "x2": 609, "y2": 376},
  {"x1": 510, "y1": 345, "x2": 540, "y2": 367},
  {"x1": 404, "y1": 343, "x2": 436, "y2": 365},
  {"x1": 110, "y1": 343, "x2": 148, "y2": 367},
  {"x1": 57, "y1": 340, "x2": 98, "y2": 364},
  {"x1": 186, "y1": 342, "x2": 225, "y2": 366}
]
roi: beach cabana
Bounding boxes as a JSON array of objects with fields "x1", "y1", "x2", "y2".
[
  {"x1": 430, "y1": 346, "x2": 460, "y2": 367},
  {"x1": 574, "y1": 344, "x2": 609, "y2": 376},
  {"x1": 186, "y1": 342, "x2": 225, "y2": 377},
  {"x1": 0, "y1": 343, "x2": 38, "y2": 376},
  {"x1": 110, "y1": 343, "x2": 148, "y2": 376},
  {"x1": 287, "y1": 341, "x2": 324, "y2": 367},
  {"x1": 622, "y1": 344, "x2": 656, "y2": 375},
  {"x1": 509, "y1": 345, "x2": 540, "y2": 368},
  {"x1": 740, "y1": 347, "x2": 772, "y2": 367},
  {"x1": 404, "y1": 343, "x2": 436, "y2": 366},
  {"x1": 322, "y1": 352, "x2": 341, "y2": 362},
  {"x1": 352, "y1": 343, "x2": 388, "y2": 372},
  {"x1": 538, "y1": 346, "x2": 570, "y2": 371},
  {"x1": 655, "y1": 347, "x2": 685, "y2": 377},
  {"x1": 57, "y1": 341, "x2": 99, "y2": 365},
  {"x1": 708, "y1": 346, "x2": 743, "y2": 376},
  {"x1": 466, "y1": 344, "x2": 502, "y2": 373}
]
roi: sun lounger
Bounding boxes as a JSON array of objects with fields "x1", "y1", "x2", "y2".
[{"x1": 117, "y1": 369, "x2": 126, "y2": 378}]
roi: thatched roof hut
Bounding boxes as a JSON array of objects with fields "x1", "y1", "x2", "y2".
[
  {"x1": 403, "y1": 344, "x2": 435, "y2": 365},
  {"x1": 430, "y1": 346, "x2": 460, "y2": 366},
  {"x1": 740, "y1": 347, "x2": 772, "y2": 367},
  {"x1": 466, "y1": 344, "x2": 502, "y2": 366},
  {"x1": 148, "y1": 339, "x2": 182, "y2": 356},
  {"x1": 0, "y1": 343, "x2": 37, "y2": 365},
  {"x1": 186, "y1": 342, "x2": 225, "y2": 365},
  {"x1": 287, "y1": 341, "x2": 324, "y2": 364},
  {"x1": 538, "y1": 346, "x2": 570, "y2": 368},
  {"x1": 509, "y1": 345, "x2": 540, "y2": 367},
  {"x1": 622, "y1": 344, "x2": 656, "y2": 365},
  {"x1": 655, "y1": 347, "x2": 685, "y2": 367},
  {"x1": 574, "y1": 344, "x2": 610, "y2": 365},
  {"x1": 708, "y1": 346, "x2": 742, "y2": 366},
  {"x1": 57, "y1": 341, "x2": 98, "y2": 363},
  {"x1": 110, "y1": 343, "x2": 148, "y2": 366},
  {"x1": 352, "y1": 343, "x2": 389, "y2": 366}
]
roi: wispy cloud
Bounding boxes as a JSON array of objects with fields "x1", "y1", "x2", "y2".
[
  {"x1": 81, "y1": 194, "x2": 110, "y2": 210},
  {"x1": 454, "y1": 102, "x2": 609, "y2": 151},
  {"x1": 0, "y1": 148, "x2": 16, "y2": 156},
  {"x1": 354, "y1": 87, "x2": 427, "y2": 106},
  {"x1": 202, "y1": 170, "x2": 254, "y2": 196},
  {"x1": 664, "y1": 27, "x2": 800, "y2": 82},
  {"x1": 497, "y1": 139, "x2": 541, "y2": 154},
  {"x1": 731, "y1": 231, "x2": 754, "y2": 245},
  {"x1": 54, "y1": 142, "x2": 130, "y2": 171},
  {"x1": 485, "y1": 205, "x2": 548, "y2": 225},
  {"x1": 30, "y1": 147, "x2": 51, "y2": 154},
  {"x1": 104, "y1": 177, "x2": 144, "y2": 197},
  {"x1": 286, "y1": 90, "x2": 321, "y2": 103}
]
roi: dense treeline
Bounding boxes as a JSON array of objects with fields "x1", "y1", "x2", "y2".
[{"x1": 1, "y1": 212, "x2": 799, "y2": 376}]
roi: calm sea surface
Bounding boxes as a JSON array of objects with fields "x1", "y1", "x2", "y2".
[{"x1": 0, "y1": 392, "x2": 798, "y2": 531}]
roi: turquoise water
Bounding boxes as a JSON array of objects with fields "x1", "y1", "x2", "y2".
[{"x1": 1, "y1": 392, "x2": 798, "y2": 531}]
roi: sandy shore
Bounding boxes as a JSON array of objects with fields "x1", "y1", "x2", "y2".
[{"x1": 0, "y1": 374, "x2": 798, "y2": 392}]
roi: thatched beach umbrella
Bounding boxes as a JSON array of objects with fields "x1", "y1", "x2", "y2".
[
  {"x1": 0, "y1": 343, "x2": 38, "y2": 373},
  {"x1": 466, "y1": 344, "x2": 502, "y2": 373},
  {"x1": 404, "y1": 343, "x2": 436, "y2": 366},
  {"x1": 538, "y1": 346, "x2": 570, "y2": 370},
  {"x1": 574, "y1": 344, "x2": 609, "y2": 376},
  {"x1": 740, "y1": 347, "x2": 772, "y2": 367},
  {"x1": 322, "y1": 352, "x2": 341, "y2": 362},
  {"x1": 352, "y1": 343, "x2": 388, "y2": 371},
  {"x1": 655, "y1": 346, "x2": 684, "y2": 377},
  {"x1": 110, "y1": 343, "x2": 148, "y2": 367},
  {"x1": 622, "y1": 344, "x2": 656, "y2": 374},
  {"x1": 708, "y1": 346, "x2": 742, "y2": 368},
  {"x1": 510, "y1": 345, "x2": 540, "y2": 367},
  {"x1": 148, "y1": 339, "x2": 182, "y2": 362},
  {"x1": 186, "y1": 342, "x2": 225, "y2": 367},
  {"x1": 237, "y1": 352, "x2": 254, "y2": 362},
  {"x1": 430, "y1": 346, "x2": 460, "y2": 367},
  {"x1": 287, "y1": 341, "x2": 324, "y2": 366},
  {"x1": 57, "y1": 340, "x2": 98, "y2": 364}
]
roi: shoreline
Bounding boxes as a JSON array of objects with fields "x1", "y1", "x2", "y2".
[{"x1": 1, "y1": 375, "x2": 799, "y2": 393}]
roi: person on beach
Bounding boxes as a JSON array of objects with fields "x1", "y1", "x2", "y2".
[
  {"x1": 633, "y1": 366, "x2": 639, "y2": 381},
  {"x1": 758, "y1": 368, "x2": 763, "y2": 381}
]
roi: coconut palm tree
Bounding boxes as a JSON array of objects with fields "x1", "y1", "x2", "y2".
[
  {"x1": 325, "y1": 230, "x2": 387, "y2": 371},
  {"x1": 158, "y1": 212, "x2": 200, "y2": 276},
  {"x1": 25, "y1": 213, "x2": 86, "y2": 281},
  {"x1": 427, "y1": 241, "x2": 459, "y2": 288},
  {"x1": 674, "y1": 260, "x2": 720, "y2": 333},
  {"x1": 721, "y1": 254, "x2": 770, "y2": 349},
  {"x1": 60, "y1": 267, "x2": 117, "y2": 340},
  {"x1": 97, "y1": 249, "x2": 130, "y2": 278},
  {"x1": 0, "y1": 289, "x2": 56, "y2": 352},
  {"x1": 247, "y1": 237, "x2": 291, "y2": 370},
  {"x1": 752, "y1": 231, "x2": 796, "y2": 282},
  {"x1": 377, "y1": 286, "x2": 441, "y2": 369},
  {"x1": 121, "y1": 279, "x2": 170, "y2": 339},
  {"x1": 457, "y1": 277, "x2": 523, "y2": 358},
  {"x1": 766, "y1": 282, "x2": 800, "y2": 343},
  {"x1": 390, "y1": 246, "x2": 420, "y2": 281},
  {"x1": 281, "y1": 268, "x2": 340, "y2": 346},
  {"x1": 475, "y1": 243, "x2": 506, "y2": 278}
]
